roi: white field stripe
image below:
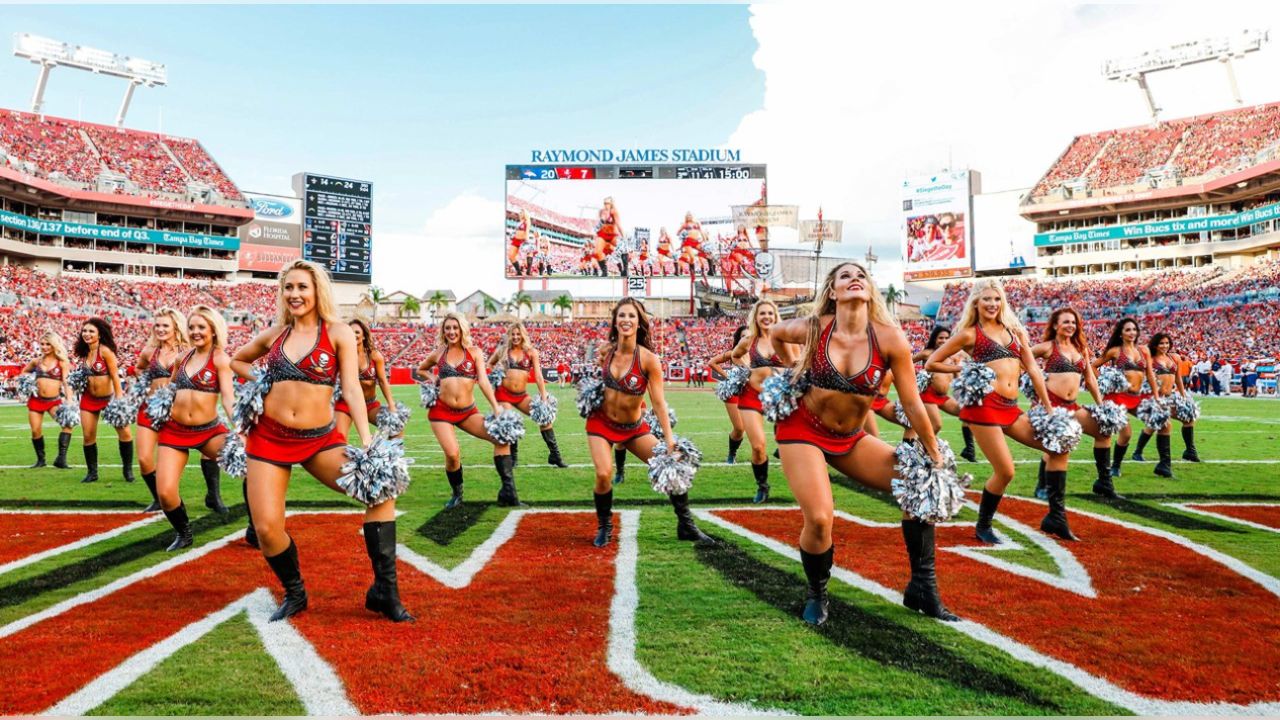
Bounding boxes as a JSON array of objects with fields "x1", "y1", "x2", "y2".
[
  {"x1": 0, "y1": 513, "x2": 162, "y2": 577},
  {"x1": 1164, "y1": 502, "x2": 1280, "y2": 535},
  {"x1": 695, "y1": 504, "x2": 1280, "y2": 715},
  {"x1": 0, "y1": 509, "x2": 152, "y2": 515},
  {"x1": 396, "y1": 509, "x2": 526, "y2": 588}
]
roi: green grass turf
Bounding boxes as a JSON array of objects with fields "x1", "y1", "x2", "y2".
[{"x1": 1, "y1": 386, "x2": 1276, "y2": 714}]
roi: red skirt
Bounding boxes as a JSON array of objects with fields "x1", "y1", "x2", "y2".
[
  {"x1": 658, "y1": 247, "x2": 672, "y2": 257},
  {"x1": 136, "y1": 406, "x2": 159, "y2": 431},
  {"x1": 27, "y1": 396, "x2": 62, "y2": 414},
  {"x1": 959, "y1": 391, "x2": 1023, "y2": 428},
  {"x1": 775, "y1": 402, "x2": 867, "y2": 457},
  {"x1": 585, "y1": 411, "x2": 651, "y2": 445},
  {"x1": 334, "y1": 397, "x2": 381, "y2": 420},
  {"x1": 495, "y1": 385, "x2": 528, "y2": 406},
  {"x1": 79, "y1": 394, "x2": 111, "y2": 414},
  {"x1": 245, "y1": 416, "x2": 346, "y2": 467},
  {"x1": 159, "y1": 419, "x2": 228, "y2": 451},
  {"x1": 724, "y1": 392, "x2": 740, "y2": 406},
  {"x1": 920, "y1": 387, "x2": 949, "y2": 406},
  {"x1": 738, "y1": 385, "x2": 764, "y2": 413},
  {"x1": 429, "y1": 402, "x2": 479, "y2": 426},
  {"x1": 871, "y1": 394, "x2": 890, "y2": 412},
  {"x1": 597, "y1": 225, "x2": 619, "y2": 242},
  {"x1": 1105, "y1": 392, "x2": 1149, "y2": 412},
  {"x1": 1048, "y1": 390, "x2": 1079, "y2": 411}
]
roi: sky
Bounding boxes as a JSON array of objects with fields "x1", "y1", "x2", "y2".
[{"x1": 4, "y1": 4, "x2": 1280, "y2": 300}]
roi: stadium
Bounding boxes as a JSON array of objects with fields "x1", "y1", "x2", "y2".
[{"x1": 1, "y1": 13, "x2": 1278, "y2": 718}]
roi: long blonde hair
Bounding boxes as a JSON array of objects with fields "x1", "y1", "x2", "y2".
[
  {"x1": 489, "y1": 321, "x2": 529, "y2": 367},
  {"x1": 745, "y1": 299, "x2": 779, "y2": 343},
  {"x1": 40, "y1": 331, "x2": 69, "y2": 363},
  {"x1": 798, "y1": 262, "x2": 897, "y2": 374},
  {"x1": 188, "y1": 305, "x2": 228, "y2": 349},
  {"x1": 276, "y1": 260, "x2": 338, "y2": 326},
  {"x1": 956, "y1": 279, "x2": 1025, "y2": 338},
  {"x1": 438, "y1": 311, "x2": 474, "y2": 350},
  {"x1": 153, "y1": 307, "x2": 190, "y2": 349}
]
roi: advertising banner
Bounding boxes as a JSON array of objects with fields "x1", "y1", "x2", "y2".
[
  {"x1": 1033, "y1": 199, "x2": 1280, "y2": 247},
  {"x1": 238, "y1": 243, "x2": 301, "y2": 272},
  {"x1": 0, "y1": 208, "x2": 239, "y2": 250},
  {"x1": 901, "y1": 171, "x2": 974, "y2": 281}
]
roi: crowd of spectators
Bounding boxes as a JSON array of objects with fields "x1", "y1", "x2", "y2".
[
  {"x1": 0, "y1": 111, "x2": 99, "y2": 183},
  {"x1": 81, "y1": 125, "x2": 189, "y2": 194},
  {"x1": 164, "y1": 137, "x2": 244, "y2": 200}
]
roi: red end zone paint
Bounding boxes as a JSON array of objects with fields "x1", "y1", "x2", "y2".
[
  {"x1": 0, "y1": 512, "x2": 685, "y2": 715},
  {"x1": 712, "y1": 499, "x2": 1280, "y2": 705},
  {"x1": 0, "y1": 512, "x2": 147, "y2": 566},
  {"x1": 1186, "y1": 504, "x2": 1280, "y2": 531}
]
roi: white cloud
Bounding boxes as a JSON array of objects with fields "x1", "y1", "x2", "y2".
[{"x1": 374, "y1": 193, "x2": 510, "y2": 297}]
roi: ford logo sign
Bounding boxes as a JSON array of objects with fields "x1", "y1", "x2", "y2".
[{"x1": 250, "y1": 198, "x2": 294, "y2": 219}]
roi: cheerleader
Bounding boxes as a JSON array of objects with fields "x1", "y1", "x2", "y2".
[
  {"x1": 595, "y1": 197, "x2": 622, "y2": 277},
  {"x1": 1093, "y1": 318, "x2": 1160, "y2": 481},
  {"x1": 232, "y1": 260, "x2": 413, "y2": 623},
  {"x1": 335, "y1": 319, "x2": 401, "y2": 439},
  {"x1": 1130, "y1": 333, "x2": 1198, "y2": 475},
  {"x1": 535, "y1": 231, "x2": 553, "y2": 277},
  {"x1": 911, "y1": 326, "x2": 978, "y2": 462},
  {"x1": 729, "y1": 300, "x2": 794, "y2": 503},
  {"x1": 417, "y1": 312, "x2": 519, "y2": 508},
  {"x1": 771, "y1": 263, "x2": 955, "y2": 625},
  {"x1": 75, "y1": 318, "x2": 135, "y2": 484},
  {"x1": 133, "y1": 309, "x2": 189, "y2": 513},
  {"x1": 677, "y1": 212, "x2": 703, "y2": 276},
  {"x1": 21, "y1": 332, "x2": 74, "y2": 470},
  {"x1": 925, "y1": 280, "x2": 1075, "y2": 543},
  {"x1": 508, "y1": 208, "x2": 530, "y2": 276},
  {"x1": 154, "y1": 306, "x2": 235, "y2": 551},
  {"x1": 586, "y1": 298, "x2": 714, "y2": 548},
  {"x1": 726, "y1": 225, "x2": 756, "y2": 276},
  {"x1": 656, "y1": 228, "x2": 675, "y2": 276},
  {"x1": 706, "y1": 325, "x2": 749, "y2": 464},
  {"x1": 1029, "y1": 308, "x2": 1113, "y2": 503},
  {"x1": 488, "y1": 321, "x2": 568, "y2": 468}
]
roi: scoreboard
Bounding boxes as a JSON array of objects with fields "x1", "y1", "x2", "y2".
[
  {"x1": 507, "y1": 164, "x2": 765, "y2": 181},
  {"x1": 298, "y1": 173, "x2": 373, "y2": 284}
]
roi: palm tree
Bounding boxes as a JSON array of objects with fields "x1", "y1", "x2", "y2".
[
  {"x1": 552, "y1": 293, "x2": 573, "y2": 319},
  {"x1": 367, "y1": 286, "x2": 385, "y2": 322},
  {"x1": 507, "y1": 291, "x2": 533, "y2": 318},
  {"x1": 884, "y1": 283, "x2": 907, "y2": 318},
  {"x1": 426, "y1": 291, "x2": 450, "y2": 320},
  {"x1": 400, "y1": 295, "x2": 421, "y2": 320},
  {"x1": 482, "y1": 295, "x2": 500, "y2": 318}
]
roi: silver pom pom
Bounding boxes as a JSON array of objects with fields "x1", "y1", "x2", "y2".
[
  {"x1": 56, "y1": 401, "x2": 81, "y2": 429},
  {"x1": 893, "y1": 401, "x2": 912, "y2": 429},
  {"x1": 1019, "y1": 373, "x2": 1037, "y2": 402},
  {"x1": 1140, "y1": 379, "x2": 1152, "y2": 396},
  {"x1": 488, "y1": 365, "x2": 506, "y2": 388},
  {"x1": 66, "y1": 367, "x2": 88, "y2": 394},
  {"x1": 915, "y1": 369, "x2": 932, "y2": 394},
  {"x1": 1086, "y1": 401, "x2": 1128, "y2": 436},
  {"x1": 715, "y1": 365, "x2": 751, "y2": 401},
  {"x1": 418, "y1": 381, "x2": 439, "y2": 409},
  {"x1": 1028, "y1": 404, "x2": 1083, "y2": 454},
  {"x1": 1096, "y1": 366, "x2": 1129, "y2": 396},
  {"x1": 761, "y1": 368, "x2": 809, "y2": 422},
  {"x1": 374, "y1": 404, "x2": 412, "y2": 435},
  {"x1": 530, "y1": 395, "x2": 558, "y2": 425},
  {"x1": 125, "y1": 376, "x2": 151, "y2": 407},
  {"x1": 892, "y1": 438, "x2": 971, "y2": 523},
  {"x1": 641, "y1": 406, "x2": 678, "y2": 441},
  {"x1": 1169, "y1": 392, "x2": 1200, "y2": 424},
  {"x1": 217, "y1": 432, "x2": 248, "y2": 480},
  {"x1": 575, "y1": 376, "x2": 605, "y2": 418},
  {"x1": 647, "y1": 435, "x2": 701, "y2": 495},
  {"x1": 15, "y1": 372, "x2": 37, "y2": 399},
  {"x1": 331, "y1": 380, "x2": 342, "y2": 409},
  {"x1": 337, "y1": 434, "x2": 413, "y2": 506},
  {"x1": 232, "y1": 370, "x2": 272, "y2": 432},
  {"x1": 1136, "y1": 396, "x2": 1171, "y2": 432},
  {"x1": 101, "y1": 396, "x2": 138, "y2": 429},
  {"x1": 483, "y1": 410, "x2": 526, "y2": 445},
  {"x1": 952, "y1": 362, "x2": 996, "y2": 408},
  {"x1": 145, "y1": 384, "x2": 176, "y2": 425}
]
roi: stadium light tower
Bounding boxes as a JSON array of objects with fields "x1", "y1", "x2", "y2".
[
  {"x1": 1103, "y1": 29, "x2": 1269, "y2": 122},
  {"x1": 12, "y1": 32, "x2": 167, "y2": 126}
]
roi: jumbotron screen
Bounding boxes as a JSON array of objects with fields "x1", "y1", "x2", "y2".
[{"x1": 504, "y1": 164, "x2": 767, "y2": 279}]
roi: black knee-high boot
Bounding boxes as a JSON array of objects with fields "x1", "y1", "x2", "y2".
[
  {"x1": 495, "y1": 454, "x2": 525, "y2": 507},
  {"x1": 362, "y1": 521, "x2": 414, "y2": 622},
  {"x1": 201, "y1": 459, "x2": 228, "y2": 514},
  {"x1": 726, "y1": 435, "x2": 743, "y2": 464},
  {"x1": 975, "y1": 489, "x2": 1003, "y2": 544},
  {"x1": 1154, "y1": 434, "x2": 1174, "y2": 478},
  {"x1": 670, "y1": 493, "x2": 714, "y2": 545},
  {"x1": 1110, "y1": 443, "x2": 1128, "y2": 478},
  {"x1": 902, "y1": 519, "x2": 959, "y2": 621},
  {"x1": 593, "y1": 490, "x2": 613, "y2": 547},
  {"x1": 29, "y1": 437, "x2": 46, "y2": 468},
  {"x1": 142, "y1": 471, "x2": 161, "y2": 512},
  {"x1": 1092, "y1": 446, "x2": 1121, "y2": 498},
  {"x1": 162, "y1": 502, "x2": 193, "y2": 551},
  {"x1": 1181, "y1": 425, "x2": 1200, "y2": 462},
  {"x1": 960, "y1": 426, "x2": 977, "y2": 462},
  {"x1": 54, "y1": 432, "x2": 72, "y2": 469},
  {"x1": 541, "y1": 428, "x2": 568, "y2": 468},
  {"x1": 613, "y1": 446, "x2": 627, "y2": 484},
  {"x1": 751, "y1": 461, "x2": 770, "y2": 504},
  {"x1": 1132, "y1": 431, "x2": 1152, "y2": 462},
  {"x1": 1039, "y1": 470, "x2": 1078, "y2": 540},
  {"x1": 444, "y1": 468, "x2": 464, "y2": 509},
  {"x1": 119, "y1": 440, "x2": 135, "y2": 482},
  {"x1": 80, "y1": 444, "x2": 98, "y2": 484},
  {"x1": 265, "y1": 538, "x2": 307, "y2": 622},
  {"x1": 242, "y1": 481, "x2": 259, "y2": 548},
  {"x1": 799, "y1": 545, "x2": 833, "y2": 626},
  {"x1": 1034, "y1": 459, "x2": 1047, "y2": 499},
  {"x1": 510, "y1": 440, "x2": 519, "y2": 467}
]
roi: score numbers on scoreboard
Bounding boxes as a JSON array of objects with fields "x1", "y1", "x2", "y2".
[
  {"x1": 507, "y1": 164, "x2": 765, "y2": 181},
  {"x1": 298, "y1": 173, "x2": 373, "y2": 284}
]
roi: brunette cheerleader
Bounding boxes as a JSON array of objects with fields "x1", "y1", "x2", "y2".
[
  {"x1": 1093, "y1": 318, "x2": 1160, "y2": 481},
  {"x1": 336, "y1": 319, "x2": 402, "y2": 438},
  {"x1": 586, "y1": 298, "x2": 714, "y2": 548},
  {"x1": 926, "y1": 281, "x2": 1076, "y2": 543},
  {"x1": 232, "y1": 260, "x2": 412, "y2": 623},
  {"x1": 134, "y1": 309, "x2": 189, "y2": 513},
  {"x1": 488, "y1": 321, "x2": 568, "y2": 468},
  {"x1": 75, "y1": 318, "x2": 135, "y2": 484},
  {"x1": 509, "y1": 208, "x2": 530, "y2": 276},
  {"x1": 154, "y1": 306, "x2": 236, "y2": 551},
  {"x1": 21, "y1": 332, "x2": 74, "y2": 470},
  {"x1": 770, "y1": 263, "x2": 955, "y2": 625},
  {"x1": 706, "y1": 325, "x2": 749, "y2": 464},
  {"x1": 729, "y1": 300, "x2": 794, "y2": 503},
  {"x1": 1130, "y1": 333, "x2": 1198, "y2": 473},
  {"x1": 911, "y1": 326, "x2": 978, "y2": 462},
  {"x1": 417, "y1": 312, "x2": 519, "y2": 508}
]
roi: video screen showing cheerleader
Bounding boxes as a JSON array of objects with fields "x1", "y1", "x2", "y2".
[
  {"x1": 905, "y1": 211, "x2": 967, "y2": 264},
  {"x1": 504, "y1": 177, "x2": 766, "y2": 279}
]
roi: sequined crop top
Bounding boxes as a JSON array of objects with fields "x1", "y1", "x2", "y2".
[
  {"x1": 146, "y1": 347, "x2": 172, "y2": 380},
  {"x1": 33, "y1": 361, "x2": 63, "y2": 380},
  {"x1": 808, "y1": 319, "x2": 886, "y2": 396},
  {"x1": 1044, "y1": 343, "x2": 1086, "y2": 375},
  {"x1": 173, "y1": 350, "x2": 219, "y2": 394},
  {"x1": 358, "y1": 358, "x2": 376, "y2": 381},
  {"x1": 267, "y1": 324, "x2": 338, "y2": 385},
  {"x1": 749, "y1": 338, "x2": 784, "y2": 369},
  {"x1": 85, "y1": 351, "x2": 110, "y2": 377},
  {"x1": 1153, "y1": 358, "x2": 1176, "y2": 376},
  {"x1": 438, "y1": 349, "x2": 478, "y2": 380},
  {"x1": 1113, "y1": 347, "x2": 1147, "y2": 372},
  {"x1": 971, "y1": 325, "x2": 1022, "y2": 364},
  {"x1": 506, "y1": 351, "x2": 534, "y2": 372},
  {"x1": 603, "y1": 349, "x2": 648, "y2": 396}
]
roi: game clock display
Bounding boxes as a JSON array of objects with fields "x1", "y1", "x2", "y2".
[{"x1": 301, "y1": 173, "x2": 373, "y2": 283}]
